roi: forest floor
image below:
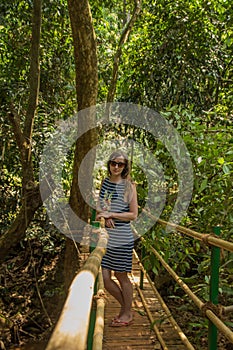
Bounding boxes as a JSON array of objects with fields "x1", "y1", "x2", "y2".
[
  {"x1": 0, "y1": 232, "x2": 66, "y2": 350},
  {"x1": 1, "y1": 234, "x2": 233, "y2": 350}
]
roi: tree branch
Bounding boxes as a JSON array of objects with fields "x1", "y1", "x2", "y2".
[
  {"x1": 24, "y1": 0, "x2": 41, "y2": 139},
  {"x1": 107, "y1": 0, "x2": 142, "y2": 103},
  {"x1": 8, "y1": 108, "x2": 25, "y2": 152}
]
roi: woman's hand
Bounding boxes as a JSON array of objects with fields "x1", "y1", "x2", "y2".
[
  {"x1": 96, "y1": 211, "x2": 111, "y2": 219},
  {"x1": 96, "y1": 212, "x2": 115, "y2": 228},
  {"x1": 105, "y1": 218, "x2": 115, "y2": 228}
]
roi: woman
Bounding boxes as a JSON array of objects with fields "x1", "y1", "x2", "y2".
[{"x1": 96, "y1": 150, "x2": 138, "y2": 327}]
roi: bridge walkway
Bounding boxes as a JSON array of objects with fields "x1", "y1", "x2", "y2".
[{"x1": 102, "y1": 251, "x2": 187, "y2": 350}]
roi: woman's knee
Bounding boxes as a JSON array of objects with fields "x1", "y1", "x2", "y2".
[{"x1": 115, "y1": 271, "x2": 128, "y2": 283}]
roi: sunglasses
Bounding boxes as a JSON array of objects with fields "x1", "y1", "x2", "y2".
[{"x1": 109, "y1": 160, "x2": 126, "y2": 168}]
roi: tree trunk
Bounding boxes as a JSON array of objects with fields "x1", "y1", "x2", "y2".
[
  {"x1": 0, "y1": 0, "x2": 42, "y2": 262},
  {"x1": 0, "y1": 186, "x2": 42, "y2": 261},
  {"x1": 107, "y1": 0, "x2": 142, "y2": 103},
  {"x1": 65, "y1": 0, "x2": 98, "y2": 288},
  {"x1": 68, "y1": 0, "x2": 98, "y2": 110}
]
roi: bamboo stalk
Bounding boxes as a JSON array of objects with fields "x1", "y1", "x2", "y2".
[
  {"x1": 92, "y1": 268, "x2": 105, "y2": 350},
  {"x1": 135, "y1": 284, "x2": 168, "y2": 350},
  {"x1": 133, "y1": 250, "x2": 195, "y2": 350},
  {"x1": 143, "y1": 209, "x2": 233, "y2": 252},
  {"x1": 140, "y1": 236, "x2": 233, "y2": 345},
  {"x1": 206, "y1": 310, "x2": 233, "y2": 344},
  {"x1": 223, "y1": 305, "x2": 233, "y2": 314},
  {"x1": 45, "y1": 229, "x2": 108, "y2": 350}
]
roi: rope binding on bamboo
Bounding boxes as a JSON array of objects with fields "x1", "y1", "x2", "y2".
[
  {"x1": 201, "y1": 301, "x2": 224, "y2": 318},
  {"x1": 200, "y1": 233, "x2": 220, "y2": 246}
]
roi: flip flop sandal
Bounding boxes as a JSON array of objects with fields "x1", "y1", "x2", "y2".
[
  {"x1": 110, "y1": 318, "x2": 133, "y2": 327},
  {"x1": 112, "y1": 314, "x2": 120, "y2": 321}
]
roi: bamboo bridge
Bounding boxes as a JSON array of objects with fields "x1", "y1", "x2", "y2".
[
  {"x1": 44, "y1": 214, "x2": 233, "y2": 350},
  {"x1": 102, "y1": 250, "x2": 190, "y2": 350}
]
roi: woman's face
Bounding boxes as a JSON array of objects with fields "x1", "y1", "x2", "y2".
[{"x1": 109, "y1": 156, "x2": 126, "y2": 176}]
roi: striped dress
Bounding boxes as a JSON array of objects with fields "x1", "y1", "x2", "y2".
[{"x1": 99, "y1": 178, "x2": 134, "y2": 272}]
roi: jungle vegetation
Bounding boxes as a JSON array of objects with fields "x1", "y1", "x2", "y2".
[{"x1": 0, "y1": 0, "x2": 232, "y2": 348}]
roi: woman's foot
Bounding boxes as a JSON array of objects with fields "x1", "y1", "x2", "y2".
[
  {"x1": 110, "y1": 317, "x2": 133, "y2": 327},
  {"x1": 112, "y1": 306, "x2": 125, "y2": 321},
  {"x1": 112, "y1": 312, "x2": 133, "y2": 324}
]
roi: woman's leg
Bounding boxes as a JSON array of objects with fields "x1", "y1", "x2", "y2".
[
  {"x1": 102, "y1": 268, "x2": 124, "y2": 308},
  {"x1": 114, "y1": 271, "x2": 133, "y2": 322}
]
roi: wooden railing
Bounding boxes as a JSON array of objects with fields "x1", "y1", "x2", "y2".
[
  {"x1": 45, "y1": 224, "x2": 108, "y2": 350},
  {"x1": 44, "y1": 211, "x2": 233, "y2": 350},
  {"x1": 139, "y1": 210, "x2": 233, "y2": 349}
]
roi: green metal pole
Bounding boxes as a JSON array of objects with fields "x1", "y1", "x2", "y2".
[
  {"x1": 87, "y1": 277, "x2": 98, "y2": 350},
  {"x1": 91, "y1": 208, "x2": 96, "y2": 224},
  {"x1": 90, "y1": 210, "x2": 99, "y2": 253},
  {"x1": 140, "y1": 245, "x2": 145, "y2": 290},
  {"x1": 88, "y1": 209, "x2": 104, "y2": 349},
  {"x1": 208, "y1": 226, "x2": 221, "y2": 350}
]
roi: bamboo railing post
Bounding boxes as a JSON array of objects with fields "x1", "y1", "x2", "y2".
[
  {"x1": 92, "y1": 268, "x2": 105, "y2": 350},
  {"x1": 90, "y1": 208, "x2": 98, "y2": 253}
]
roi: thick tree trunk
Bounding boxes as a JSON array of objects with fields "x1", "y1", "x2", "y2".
[
  {"x1": 0, "y1": 186, "x2": 42, "y2": 261},
  {"x1": 0, "y1": 176, "x2": 54, "y2": 262},
  {"x1": 0, "y1": 0, "x2": 42, "y2": 262},
  {"x1": 68, "y1": 0, "x2": 98, "y2": 110},
  {"x1": 67, "y1": 0, "x2": 98, "y2": 221},
  {"x1": 65, "y1": 0, "x2": 98, "y2": 288}
]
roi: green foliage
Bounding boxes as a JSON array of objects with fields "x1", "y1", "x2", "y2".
[
  {"x1": 1, "y1": 0, "x2": 233, "y2": 347},
  {"x1": 1, "y1": 0, "x2": 232, "y2": 277},
  {"x1": 137, "y1": 106, "x2": 232, "y2": 314},
  {"x1": 118, "y1": 0, "x2": 233, "y2": 114},
  {"x1": 160, "y1": 105, "x2": 233, "y2": 237},
  {"x1": 0, "y1": 0, "x2": 76, "y2": 230}
]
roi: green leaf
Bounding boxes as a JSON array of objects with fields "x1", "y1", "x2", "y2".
[
  {"x1": 223, "y1": 164, "x2": 230, "y2": 174},
  {"x1": 198, "y1": 178, "x2": 208, "y2": 193},
  {"x1": 218, "y1": 157, "x2": 225, "y2": 165}
]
